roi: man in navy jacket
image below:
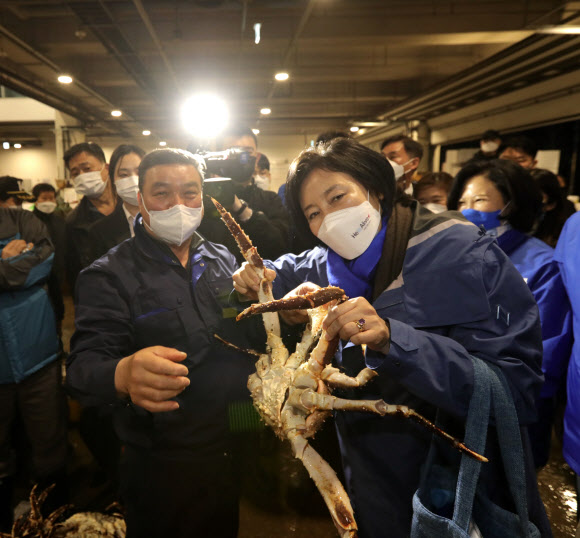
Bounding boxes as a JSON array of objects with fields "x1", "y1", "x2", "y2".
[{"x1": 67, "y1": 149, "x2": 254, "y2": 538}]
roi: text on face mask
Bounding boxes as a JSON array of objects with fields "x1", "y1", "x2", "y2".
[{"x1": 351, "y1": 213, "x2": 371, "y2": 239}]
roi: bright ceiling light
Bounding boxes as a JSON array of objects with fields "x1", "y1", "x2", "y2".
[
  {"x1": 182, "y1": 94, "x2": 229, "y2": 139},
  {"x1": 260, "y1": 107, "x2": 271, "y2": 115},
  {"x1": 350, "y1": 126, "x2": 360, "y2": 132},
  {"x1": 57, "y1": 75, "x2": 73, "y2": 84},
  {"x1": 275, "y1": 72, "x2": 289, "y2": 81},
  {"x1": 13, "y1": 143, "x2": 22, "y2": 149},
  {"x1": 159, "y1": 141, "x2": 167, "y2": 147},
  {"x1": 252, "y1": 129, "x2": 260, "y2": 135},
  {"x1": 254, "y1": 23, "x2": 261, "y2": 44},
  {"x1": 536, "y1": 25, "x2": 580, "y2": 34},
  {"x1": 142, "y1": 130, "x2": 151, "y2": 136},
  {"x1": 2, "y1": 142, "x2": 9, "y2": 149},
  {"x1": 111, "y1": 110, "x2": 122, "y2": 117}
]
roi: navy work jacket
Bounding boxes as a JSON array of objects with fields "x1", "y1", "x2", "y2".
[
  {"x1": 265, "y1": 206, "x2": 548, "y2": 538},
  {"x1": 66, "y1": 217, "x2": 255, "y2": 459}
]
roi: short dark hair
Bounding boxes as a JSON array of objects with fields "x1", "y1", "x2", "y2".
[
  {"x1": 285, "y1": 138, "x2": 396, "y2": 244},
  {"x1": 447, "y1": 159, "x2": 542, "y2": 233},
  {"x1": 109, "y1": 144, "x2": 146, "y2": 182},
  {"x1": 221, "y1": 126, "x2": 257, "y2": 148},
  {"x1": 501, "y1": 135, "x2": 538, "y2": 158},
  {"x1": 380, "y1": 134, "x2": 423, "y2": 160},
  {"x1": 32, "y1": 183, "x2": 56, "y2": 199},
  {"x1": 138, "y1": 148, "x2": 205, "y2": 191},
  {"x1": 257, "y1": 153, "x2": 270, "y2": 171},
  {"x1": 413, "y1": 172, "x2": 453, "y2": 200},
  {"x1": 63, "y1": 142, "x2": 106, "y2": 169},
  {"x1": 315, "y1": 130, "x2": 350, "y2": 145},
  {"x1": 482, "y1": 129, "x2": 500, "y2": 141}
]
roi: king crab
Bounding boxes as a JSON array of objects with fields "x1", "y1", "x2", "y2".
[{"x1": 211, "y1": 198, "x2": 486, "y2": 537}]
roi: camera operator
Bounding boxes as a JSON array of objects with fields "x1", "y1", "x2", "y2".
[{"x1": 198, "y1": 126, "x2": 290, "y2": 263}]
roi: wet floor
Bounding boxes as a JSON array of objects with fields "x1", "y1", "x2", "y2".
[{"x1": 59, "y1": 295, "x2": 578, "y2": 537}]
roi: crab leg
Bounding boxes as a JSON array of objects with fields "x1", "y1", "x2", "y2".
[
  {"x1": 289, "y1": 432, "x2": 358, "y2": 538},
  {"x1": 211, "y1": 197, "x2": 280, "y2": 337},
  {"x1": 321, "y1": 366, "x2": 378, "y2": 388},
  {"x1": 236, "y1": 287, "x2": 346, "y2": 321},
  {"x1": 290, "y1": 389, "x2": 488, "y2": 463}
]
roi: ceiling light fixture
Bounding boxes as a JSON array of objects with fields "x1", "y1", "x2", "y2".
[
  {"x1": 260, "y1": 107, "x2": 271, "y2": 115},
  {"x1": 159, "y1": 141, "x2": 167, "y2": 147},
  {"x1": 350, "y1": 126, "x2": 360, "y2": 133},
  {"x1": 13, "y1": 143, "x2": 22, "y2": 149},
  {"x1": 142, "y1": 130, "x2": 151, "y2": 136},
  {"x1": 2, "y1": 142, "x2": 9, "y2": 149},
  {"x1": 181, "y1": 94, "x2": 229, "y2": 138},
  {"x1": 535, "y1": 25, "x2": 580, "y2": 34},
  {"x1": 57, "y1": 75, "x2": 73, "y2": 84},
  {"x1": 254, "y1": 23, "x2": 262, "y2": 44},
  {"x1": 252, "y1": 128, "x2": 260, "y2": 135},
  {"x1": 275, "y1": 72, "x2": 289, "y2": 81},
  {"x1": 111, "y1": 110, "x2": 122, "y2": 117}
]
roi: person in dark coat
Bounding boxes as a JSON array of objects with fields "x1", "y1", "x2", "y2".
[
  {"x1": 66, "y1": 148, "x2": 255, "y2": 538},
  {"x1": 0, "y1": 206, "x2": 68, "y2": 531},
  {"x1": 32, "y1": 183, "x2": 67, "y2": 324},
  {"x1": 199, "y1": 126, "x2": 290, "y2": 263},
  {"x1": 63, "y1": 142, "x2": 121, "y2": 291},
  {"x1": 87, "y1": 144, "x2": 146, "y2": 262}
]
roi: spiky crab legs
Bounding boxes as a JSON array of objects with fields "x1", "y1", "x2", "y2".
[{"x1": 211, "y1": 198, "x2": 487, "y2": 538}]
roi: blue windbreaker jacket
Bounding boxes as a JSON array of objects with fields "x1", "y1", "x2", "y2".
[
  {"x1": 0, "y1": 209, "x2": 58, "y2": 384},
  {"x1": 554, "y1": 211, "x2": 580, "y2": 475},
  {"x1": 265, "y1": 205, "x2": 549, "y2": 538}
]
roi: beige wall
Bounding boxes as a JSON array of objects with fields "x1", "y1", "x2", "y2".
[{"x1": 0, "y1": 138, "x2": 58, "y2": 190}]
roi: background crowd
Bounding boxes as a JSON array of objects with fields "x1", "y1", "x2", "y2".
[{"x1": 0, "y1": 125, "x2": 579, "y2": 537}]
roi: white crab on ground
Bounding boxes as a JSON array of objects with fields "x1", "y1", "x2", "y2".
[{"x1": 212, "y1": 198, "x2": 486, "y2": 538}]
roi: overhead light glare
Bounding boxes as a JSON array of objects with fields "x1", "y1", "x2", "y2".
[
  {"x1": 254, "y1": 23, "x2": 262, "y2": 44},
  {"x1": 275, "y1": 72, "x2": 289, "y2": 81},
  {"x1": 2, "y1": 142, "x2": 9, "y2": 150},
  {"x1": 159, "y1": 141, "x2": 167, "y2": 147},
  {"x1": 142, "y1": 130, "x2": 151, "y2": 136},
  {"x1": 536, "y1": 25, "x2": 580, "y2": 34},
  {"x1": 13, "y1": 143, "x2": 22, "y2": 149},
  {"x1": 57, "y1": 75, "x2": 73, "y2": 84},
  {"x1": 350, "y1": 126, "x2": 360, "y2": 133},
  {"x1": 182, "y1": 94, "x2": 229, "y2": 139},
  {"x1": 252, "y1": 128, "x2": 260, "y2": 135},
  {"x1": 111, "y1": 110, "x2": 122, "y2": 117},
  {"x1": 260, "y1": 107, "x2": 271, "y2": 115}
]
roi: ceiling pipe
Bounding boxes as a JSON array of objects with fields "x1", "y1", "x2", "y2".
[{"x1": 132, "y1": 0, "x2": 183, "y2": 95}]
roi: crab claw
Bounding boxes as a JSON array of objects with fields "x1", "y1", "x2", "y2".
[{"x1": 237, "y1": 286, "x2": 346, "y2": 321}]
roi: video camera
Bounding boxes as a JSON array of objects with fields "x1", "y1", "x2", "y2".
[{"x1": 201, "y1": 147, "x2": 256, "y2": 184}]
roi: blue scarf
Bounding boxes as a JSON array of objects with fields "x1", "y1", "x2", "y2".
[{"x1": 326, "y1": 216, "x2": 388, "y2": 300}]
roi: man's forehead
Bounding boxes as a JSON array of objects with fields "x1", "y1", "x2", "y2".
[
  {"x1": 145, "y1": 163, "x2": 201, "y2": 184},
  {"x1": 383, "y1": 141, "x2": 405, "y2": 154},
  {"x1": 226, "y1": 135, "x2": 256, "y2": 152},
  {"x1": 69, "y1": 151, "x2": 101, "y2": 166}
]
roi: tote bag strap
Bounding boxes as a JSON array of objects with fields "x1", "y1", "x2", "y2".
[
  {"x1": 450, "y1": 355, "x2": 492, "y2": 530},
  {"x1": 486, "y1": 362, "x2": 533, "y2": 535}
]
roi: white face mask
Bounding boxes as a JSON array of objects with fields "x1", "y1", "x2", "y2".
[
  {"x1": 116, "y1": 175, "x2": 139, "y2": 206},
  {"x1": 387, "y1": 159, "x2": 405, "y2": 180},
  {"x1": 36, "y1": 201, "x2": 57, "y2": 214},
  {"x1": 254, "y1": 174, "x2": 270, "y2": 191},
  {"x1": 73, "y1": 167, "x2": 107, "y2": 198},
  {"x1": 481, "y1": 141, "x2": 499, "y2": 153},
  {"x1": 141, "y1": 198, "x2": 203, "y2": 246},
  {"x1": 316, "y1": 196, "x2": 381, "y2": 260},
  {"x1": 423, "y1": 202, "x2": 446, "y2": 214}
]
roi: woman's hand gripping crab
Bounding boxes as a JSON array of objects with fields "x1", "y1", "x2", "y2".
[{"x1": 211, "y1": 198, "x2": 487, "y2": 538}]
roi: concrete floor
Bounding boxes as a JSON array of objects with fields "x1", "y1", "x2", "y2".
[{"x1": 59, "y1": 295, "x2": 578, "y2": 537}]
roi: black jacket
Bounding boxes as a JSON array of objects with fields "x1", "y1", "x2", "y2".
[
  {"x1": 198, "y1": 184, "x2": 290, "y2": 263},
  {"x1": 65, "y1": 196, "x2": 123, "y2": 291},
  {"x1": 66, "y1": 219, "x2": 255, "y2": 457},
  {"x1": 87, "y1": 202, "x2": 132, "y2": 263}
]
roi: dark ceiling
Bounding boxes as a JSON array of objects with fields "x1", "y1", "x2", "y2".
[{"x1": 0, "y1": 0, "x2": 577, "y2": 144}]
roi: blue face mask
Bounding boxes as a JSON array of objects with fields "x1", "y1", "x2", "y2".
[{"x1": 461, "y1": 208, "x2": 502, "y2": 231}]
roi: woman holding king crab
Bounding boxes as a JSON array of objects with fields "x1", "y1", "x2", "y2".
[{"x1": 233, "y1": 138, "x2": 552, "y2": 537}]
